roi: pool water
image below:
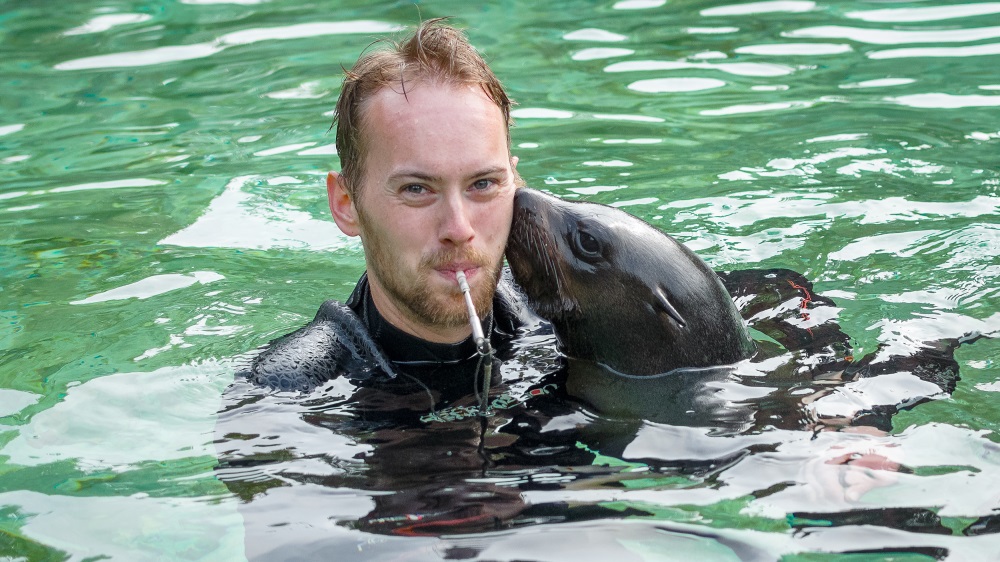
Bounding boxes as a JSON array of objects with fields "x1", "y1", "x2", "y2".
[{"x1": 2, "y1": 0, "x2": 999, "y2": 560}]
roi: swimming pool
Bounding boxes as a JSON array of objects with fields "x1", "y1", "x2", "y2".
[{"x1": 2, "y1": 0, "x2": 999, "y2": 559}]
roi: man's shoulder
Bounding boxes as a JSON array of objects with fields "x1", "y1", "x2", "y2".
[
  {"x1": 239, "y1": 269, "x2": 550, "y2": 393},
  {"x1": 239, "y1": 299, "x2": 395, "y2": 392}
]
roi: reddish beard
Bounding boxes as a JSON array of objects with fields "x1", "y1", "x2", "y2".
[{"x1": 361, "y1": 225, "x2": 502, "y2": 330}]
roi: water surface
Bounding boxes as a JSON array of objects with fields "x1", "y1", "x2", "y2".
[{"x1": 2, "y1": 0, "x2": 999, "y2": 560}]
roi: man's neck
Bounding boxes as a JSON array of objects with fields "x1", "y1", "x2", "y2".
[
  {"x1": 366, "y1": 279, "x2": 476, "y2": 345},
  {"x1": 348, "y1": 276, "x2": 489, "y2": 366}
]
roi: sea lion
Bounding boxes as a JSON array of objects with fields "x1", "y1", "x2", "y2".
[
  {"x1": 505, "y1": 187, "x2": 755, "y2": 377},
  {"x1": 505, "y1": 188, "x2": 981, "y2": 431}
]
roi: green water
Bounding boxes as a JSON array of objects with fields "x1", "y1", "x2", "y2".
[{"x1": 2, "y1": 0, "x2": 999, "y2": 560}]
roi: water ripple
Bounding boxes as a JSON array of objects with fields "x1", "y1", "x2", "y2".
[
  {"x1": 840, "y1": 78, "x2": 916, "y2": 89},
  {"x1": 512, "y1": 108, "x2": 574, "y2": 119},
  {"x1": 182, "y1": 0, "x2": 269, "y2": 4},
  {"x1": 846, "y1": 3, "x2": 1000, "y2": 23},
  {"x1": 592, "y1": 113, "x2": 664, "y2": 123},
  {"x1": 887, "y1": 93, "x2": 1000, "y2": 109},
  {"x1": 786, "y1": 25, "x2": 1000, "y2": 45},
  {"x1": 686, "y1": 26, "x2": 740, "y2": 34},
  {"x1": 0, "y1": 124, "x2": 25, "y2": 136},
  {"x1": 55, "y1": 21, "x2": 404, "y2": 70},
  {"x1": 159, "y1": 175, "x2": 349, "y2": 251},
  {"x1": 628, "y1": 77, "x2": 727, "y2": 93},
  {"x1": 572, "y1": 48, "x2": 634, "y2": 61},
  {"x1": 63, "y1": 13, "x2": 152, "y2": 36},
  {"x1": 2, "y1": 361, "x2": 231, "y2": 468},
  {"x1": 701, "y1": 100, "x2": 815, "y2": 116},
  {"x1": 613, "y1": 0, "x2": 666, "y2": 9},
  {"x1": 606, "y1": 60, "x2": 796, "y2": 77},
  {"x1": 701, "y1": 1, "x2": 815, "y2": 17},
  {"x1": 71, "y1": 272, "x2": 225, "y2": 305},
  {"x1": 830, "y1": 230, "x2": 940, "y2": 261},
  {"x1": 56, "y1": 43, "x2": 221, "y2": 70},
  {"x1": 869, "y1": 43, "x2": 1000, "y2": 59},
  {"x1": 660, "y1": 193, "x2": 998, "y2": 228},
  {"x1": 50, "y1": 178, "x2": 166, "y2": 194},
  {"x1": 563, "y1": 28, "x2": 628, "y2": 42},
  {"x1": 735, "y1": 43, "x2": 852, "y2": 55}
]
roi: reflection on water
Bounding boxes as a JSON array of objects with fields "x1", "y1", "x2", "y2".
[
  {"x1": 55, "y1": 21, "x2": 406, "y2": 70},
  {"x1": 159, "y1": 175, "x2": 351, "y2": 251},
  {"x1": 213, "y1": 268, "x2": 999, "y2": 559},
  {"x1": 1, "y1": 0, "x2": 999, "y2": 559}
]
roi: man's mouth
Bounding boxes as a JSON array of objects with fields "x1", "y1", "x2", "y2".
[
  {"x1": 424, "y1": 248, "x2": 494, "y2": 285},
  {"x1": 436, "y1": 264, "x2": 480, "y2": 282}
]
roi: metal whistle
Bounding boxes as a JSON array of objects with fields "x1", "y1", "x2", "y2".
[{"x1": 455, "y1": 270, "x2": 489, "y2": 355}]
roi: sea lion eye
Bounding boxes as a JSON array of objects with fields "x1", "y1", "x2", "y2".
[{"x1": 572, "y1": 230, "x2": 602, "y2": 260}]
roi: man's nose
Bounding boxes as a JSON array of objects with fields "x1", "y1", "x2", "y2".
[{"x1": 439, "y1": 191, "x2": 476, "y2": 245}]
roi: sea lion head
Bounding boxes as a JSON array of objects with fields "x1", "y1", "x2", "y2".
[{"x1": 506, "y1": 188, "x2": 754, "y2": 376}]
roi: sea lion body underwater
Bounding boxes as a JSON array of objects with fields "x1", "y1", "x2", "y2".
[{"x1": 506, "y1": 188, "x2": 755, "y2": 377}]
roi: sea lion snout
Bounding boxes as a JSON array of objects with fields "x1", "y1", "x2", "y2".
[{"x1": 507, "y1": 189, "x2": 579, "y2": 321}]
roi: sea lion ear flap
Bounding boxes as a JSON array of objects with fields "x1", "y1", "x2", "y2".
[{"x1": 654, "y1": 286, "x2": 687, "y2": 328}]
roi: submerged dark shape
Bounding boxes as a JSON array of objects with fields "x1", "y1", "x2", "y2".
[{"x1": 506, "y1": 187, "x2": 755, "y2": 376}]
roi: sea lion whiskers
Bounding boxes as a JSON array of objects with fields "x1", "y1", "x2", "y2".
[{"x1": 509, "y1": 201, "x2": 580, "y2": 320}]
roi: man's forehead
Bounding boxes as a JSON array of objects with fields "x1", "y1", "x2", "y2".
[
  {"x1": 350, "y1": 80, "x2": 511, "y2": 185},
  {"x1": 365, "y1": 80, "x2": 501, "y2": 120}
]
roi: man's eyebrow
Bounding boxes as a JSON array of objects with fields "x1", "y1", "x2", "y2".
[
  {"x1": 388, "y1": 166, "x2": 510, "y2": 183},
  {"x1": 467, "y1": 166, "x2": 510, "y2": 179},
  {"x1": 388, "y1": 170, "x2": 443, "y2": 183}
]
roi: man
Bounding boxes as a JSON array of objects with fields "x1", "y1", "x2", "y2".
[
  {"x1": 239, "y1": 18, "x2": 952, "y2": 436},
  {"x1": 223, "y1": 18, "x2": 966, "y2": 544},
  {"x1": 243, "y1": 19, "x2": 546, "y2": 393}
]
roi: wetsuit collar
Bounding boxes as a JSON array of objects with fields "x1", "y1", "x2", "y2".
[{"x1": 347, "y1": 273, "x2": 490, "y2": 366}]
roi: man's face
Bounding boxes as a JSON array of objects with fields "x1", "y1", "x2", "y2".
[{"x1": 335, "y1": 81, "x2": 517, "y2": 343}]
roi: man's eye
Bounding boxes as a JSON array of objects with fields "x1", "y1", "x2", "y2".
[
  {"x1": 402, "y1": 184, "x2": 427, "y2": 195},
  {"x1": 472, "y1": 179, "x2": 494, "y2": 190}
]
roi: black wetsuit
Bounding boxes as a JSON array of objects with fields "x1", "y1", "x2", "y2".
[{"x1": 240, "y1": 269, "x2": 551, "y2": 394}]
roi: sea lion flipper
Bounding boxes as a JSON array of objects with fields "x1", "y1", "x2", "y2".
[{"x1": 719, "y1": 268, "x2": 851, "y2": 358}]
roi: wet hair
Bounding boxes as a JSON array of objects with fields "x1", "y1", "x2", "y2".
[{"x1": 332, "y1": 18, "x2": 514, "y2": 197}]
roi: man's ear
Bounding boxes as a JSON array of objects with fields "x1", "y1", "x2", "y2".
[{"x1": 327, "y1": 171, "x2": 360, "y2": 236}]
